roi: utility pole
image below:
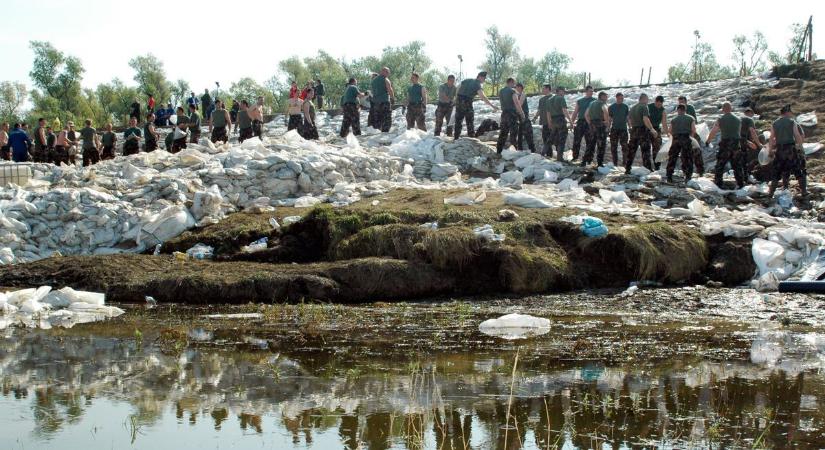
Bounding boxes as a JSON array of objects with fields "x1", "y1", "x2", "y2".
[
  {"x1": 640, "y1": 68, "x2": 644, "y2": 85},
  {"x1": 647, "y1": 67, "x2": 652, "y2": 85},
  {"x1": 808, "y1": 16, "x2": 813, "y2": 62},
  {"x1": 457, "y1": 55, "x2": 463, "y2": 80}
]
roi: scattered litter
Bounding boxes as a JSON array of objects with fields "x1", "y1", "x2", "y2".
[
  {"x1": 444, "y1": 191, "x2": 486, "y2": 206},
  {"x1": 581, "y1": 217, "x2": 609, "y2": 237},
  {"x1": 203, "y1": 312, "x2": 264, "y2": 320},
  {"x1": 185, "y1": 243, "x2": 214, "y2": 260},
  {"x1": 282, "y1": 216, "x2": 302, "y2": 225},
  {"x1": 421, "y1": 222, "x2": 438, "y2": 230},
  {"x1": 599, "y1": 189, "x2": 631, "y2": 204},
  {"x1": 758, "y1": 146, "x2": 773, "y2": 165},
  {"x1": 620, "y1": 285, "x2": 639, "y2": 297},
  {"x1": 497, "y1": 209, "x2": 519, "y2": 221},
  {"x1": 797, "y1": 111, "x2": 817, "y2": 127},
  {"x1": 145, "y1": 296, "x2": 157, "y2": 308},
  {"x1": 269, "y1": 218, "x2": 281, "y2": 230},
  {"x1": 473, "y1": 224, "x2": 505, "y2": 242},
  {"x1": 503, "y1": 192, "x2": 551, "y2": 208},
  {"x1": 241, "y1": 237, "x2": 268, "y2": 253},
  {"x1": 478, "y1": 313, "x2": 551, "y2": 340}
]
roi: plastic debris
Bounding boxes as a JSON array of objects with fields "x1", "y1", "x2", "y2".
[
  {"x1": 269, "y1": 218, "x2": 281, "y2": 230},
  {"x1": 599, "y1": 189, "x2": 631, "y2": 204},
  {"x1": 0, "y1": 286, "x2": 122, "y2": 329},
  {"x1": 797, "y1": 111, "x2": 817, "y2": 127},
  {"x1": 241, "y1": 237, "x2": 268, "y2": 253},
  {"x1": 497, "y1": 209, "x2": 519, "y2": 221},
  {"x1": 185, "y1": 243, "x2": 214, "y2": 260},
  {"x1": 478, "y1": 313, "x2": 551, "y2": 340},
  {"x1": 282, "y1": 216, "x2": 302, "y2": 225},
  {"x1": 473, "y1": 224, "x2": 505, "y2": 242},
  {"x1": 503, "y1": 192, "x2": 551, "y2": 208},
  {"x1": 444, "y1": 191, "x2": 486, "y2": 205},
  {"x1": 581, "y1": 217, "x2": 609, "y2": 238}
]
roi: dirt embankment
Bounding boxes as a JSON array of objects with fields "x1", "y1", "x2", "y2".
[{"x1": 0, "y1": 190, "x2": 752, "y2": 304}]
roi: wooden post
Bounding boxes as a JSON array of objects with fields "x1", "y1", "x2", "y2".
[
  {"x1": 640, "y1": 68, "x2": 644, "y2": 86},
  {"x1": 587, "y1": 73, "x2": 591, "y2": 86},
  {"x1": 647, "y1": 67, "x2": 652, "y2": 85},
  {"x1": 808, "y1": 16, "x2": 814, "y2": 62}
]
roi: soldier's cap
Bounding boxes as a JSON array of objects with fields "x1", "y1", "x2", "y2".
[
  {"x1": 744, "y1": 107, "x2": 753, "y2": 113},
  {"x1": 477, "y1": 71, "x2": 488, "y2": 78},
  {"x1": 780, "y1": 104, "x2": 792, "y2": 114}
]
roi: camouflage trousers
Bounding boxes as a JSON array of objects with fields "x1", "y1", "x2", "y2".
[
  {"x1": 171, "y1": 137, "x2": 187, "y2": 154},
  {"x1": 572, "y1": 119, "x2": 589, "y2": 160},
  {"x1": 666, "y1": 134, "x2": 694, "y2": 181},
  {"x1": 770, "y1": 143, "x2": 807, "y2": 193},
  {"x1": 340, "y1": 103, "x2": 362, "y2": 137},
  {"x1": 287, "y1": 114, "x2": 302, "y2": 131},
  {"x1": 583, "y1": 122, "x2": 607, "y2": 165},
  {"x1": 625, "y1": 126, "x2": 653, "y2": 172},
  {"x1": 189, "y1": 131, "x2": 200, "y2": 144},
  {"x1": 372, "y1": 102, "x2": 392, "y2": 132},
  {"x1": 82, "y1": 147, "x2": 100, "y2": 167},
  {"x1": 548, "y1": 116, "x2": 568, "y2": 161},
  {"x1": 650, "y1": 129, "x2": 663, "y2": 170},
  {"x1": 434, "y1": 103, "x2": 453, "y2": 136},
  {"x1": 32, "y1": 143, "x2": 48, "y2": 163},
  {"x1": 0, "y1": 145, "x2": 9, "y2": 161},
  {"x1": 714, "y1": 138, "x2": 745, "y2": 188},
  {"x1": 252, "y1": 120, "x2": 263, "y2": 138},
  {"x1": 239, "y1": 127, "x2": 253, "y2": 143},
  {"x1": 693, "y1": 141, "x2": 705, "y2": 175},
  {"x1": 608, "y1": 128, "x2": 628, "y2": 166},
  {"x1": 516, "y1": 117, "x2": 535, "y2": 152},
  {"x1": 101, "y1": 145, "x2": 115, "y2": 160},
  {"x1": 123, "y1": 141, "x2": 140, "y2": 156},
  {"x1": 406, "y1": 104, "x2": 426, "y2": 131},
  {"x1": 211, "y1": 126, "x2": 228, "y2": 143},
  {"x1": 52, "y1": 145, "x2": 69, "y2": 165},
  {"x1": 300, "y1": 119, "x2": 319, "y2": 140},
  {"x1": 453, "y1": 96, "x2": 475, "y2": 138},
  {"x1": 496, "y1": 110, "x2": 521, "y2": 152},
  {"x1": 145, "y1": 139, "x2": 158, "y2": 152},
  {"x1": 540, "y1": 124, "x2": 552, "y2": 155}
]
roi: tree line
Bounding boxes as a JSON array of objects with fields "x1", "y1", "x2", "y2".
[{"x1": 0, "y1": 23, "x2": 813, "y2": 128}]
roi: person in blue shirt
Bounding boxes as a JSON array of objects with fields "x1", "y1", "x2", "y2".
[
  {"x1": 165, "y1": 104, "x2": 175, "y2": 123},
  {"x1": 8, "y1": 123, "x2": 32, "y2": 162},
  {"x1": 187, "y1": 92, "x2": 197, "y2": 110},
  {"x1": 155, "y1": 107, "x2": 167, "y2": 126}
]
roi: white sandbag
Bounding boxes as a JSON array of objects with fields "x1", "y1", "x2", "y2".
[
  {"x1": 696, "y1": 123, "x2": 710, "y2": 143},
  {"x1": 599, "y1": 189, "x2": 631, "y2": 204},
  {"x1": 473, "y1": 224, "x2": 505, "y2": 242},
  {"x1": 503, "y1": 192, "x2": 551, "y2": 208},
  {"x1": 294, "y1": 196, "x2": 321, "y2": 208},
  {"x1": 655, "y1": 137, "x2": 672, "y2": 163},
  {"x1": 137, "y1": 205, "x2": 196, "y2": 247},
  {"x1": 498, "y1": 171, "x2": 523, "y2": 188},
  {"x1": 479, "y1": 313, "x2": 551, "y2": 340},
  {"x1": 444, "y1": 191, "x2": 486, "y2": 206},
  {"x1": 752, "y1": 238, "x2": 786, "y2": 276}
]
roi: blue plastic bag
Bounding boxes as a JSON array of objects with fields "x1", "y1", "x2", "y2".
[{"x1": 581, "y1": 217, "x2": 608, "y2": 238}]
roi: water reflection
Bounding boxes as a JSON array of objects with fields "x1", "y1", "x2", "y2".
[{"x1": 0, "y1": 330, "x2": 823, "y2": 449}]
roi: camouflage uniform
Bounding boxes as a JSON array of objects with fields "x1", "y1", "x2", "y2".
[
  {"x1": 287, "y1": 114, "x2": 302, "y2": 131},
  {"x1": 608, "y1": 129, "x2": 628, "y2": 166},
  {"x1": 626, "y1": 127, "x2": 654, "y2": 172},
  {"x1": 101, "y1": 146, "x2": 115, "y2": 160},
  {"x1": 434, "y1": 103, "x2": 454, "y2": 136},
  {"x1": 475, "y1": 119, "x2": 498, "y2": 136},
  {"x1": 541, "y1": 124, "x2": 552, "y2": 156},
  {"x1": 340, "y1": 103, "x2": 362, "y2": 137},
  {"x1": 453, "y1": 96, "x2": 475, "y2": 138},
  {"x1": 372, "y1": 102, "x2": 392, "y2": 132},
  {"x1": 666, "y1": 134, "x2": 694, "y2": 181},
  {"x1": 189, "y1": 130, "x2": 200, "y2": 144},
  {"x1": 211, "y1": 126, "x2": 228, "y2": 143},
  {"x1": 239, "y1": 127, "x2": 253, "y2": 143},
  {"x1": 572, "y1": 119, "x2": 589, "y2": 160},
  {"x1": 123, "y1": 141, "x2": 140, "y2": 156},
  {"x1": 496, "y1": 110, "x2": 520, "y2": 153},
  {"x1": 405, "y1": 104, "x2": 426, "y2": 131},
  {"x1": 82, "y1": 147, "x2": 100, "y2": 167},
  {"x1": 300, "y1": 119, "x2": 319, "y2": 140},
  {"x1": 549, "y1": 116, "x2": 568, "y2": 162},
  {"x1": 144, "y1": 138, "x2": 158, "y2": 152},
  {"x1": 252, "y1": 120, "x2": 263, "y2": 138},
  {"x1": 516, "y1": 119, "x2": 536, "y2": 152},
  {"x1": 714, "y1": 138, "x2": 745, "y2": 188},
  {"x1": 583, "y1": 121, "x2": 607, "y2": 166},
  {"x1": 693, "y1": 142, "x2": 705, "y2": 175},
  {"x1": 367, "y1": 100, "x2": 376, "y2": 129},
  {"x1": 32, "y1": 143, "x2": 48, "y2": 163},
  {"x1": 171, "y1": 137, "x2": 187, "y2": 153},
  {"x1": 770, "y1": 143, "x2": 807, "y2": 193},
  {"x1": 651, "y1": 129, "x2": 663, "y2": 170},
  {"x1": 52, "y1": 145, "x2": 69, "y2": 165}
]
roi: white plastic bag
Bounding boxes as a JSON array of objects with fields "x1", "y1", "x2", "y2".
[
  {"x1": 444, "y1": 191, "x2": 486, "y2": 206},
  {"x1": 479, "y1": 313, "x2": 551, "y2": 340},
  {"x1": 758, "y1": 146, "x2": 773, "y2": 165},
  {"x1": 752, "y1": 238, "x2": 786, "y2": 276}
]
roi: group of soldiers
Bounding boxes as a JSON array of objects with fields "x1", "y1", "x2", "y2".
[{"x1": 336, "y1": 69, "x2": 808, "y2": 198}]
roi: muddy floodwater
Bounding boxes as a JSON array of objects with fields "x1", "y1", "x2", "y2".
[{"x1": 1, "y1": 287, "x2": 824, "y2": 449}]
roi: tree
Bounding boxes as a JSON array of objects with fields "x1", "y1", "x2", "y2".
[
  {"x1": 28, "y1": 41, "x2": 85, "y2": 122},
  {"x1": 666, "y1": 35, "x2": 735, "y2": 82},
  {"x1": 732, "y1": 31, "x2": 768, "y2": 76},
  {"x1": 536, "y1": 50, "x2": 572, "y2": 86},
  {"x1": 479, "y1": 26, "x2": 519, "y2": 93},
  {"x1": 128, "y1": 54, "x2": 171, "y2": 104},
  {"x1": 170, "y1": 79, "x2": 190, "y2": 107},
  {"x1": 769, "y1": 22, "x2": 814, "y2": 65},
  {"x1": 0, "y1": 81, "x2": 27, "y2": 123},
  {"x1": 515, "y1": 57, "x2": 539, "y2": 92},
  {"x1": 228, "y1": 77, "x2": 273, "y2": 106},
  {"x1": 278, "y1": 56, "x2": 312, "y2": 86},
  {"x1": 96, "y1": 78, "x2": 139, "y2": 125}
]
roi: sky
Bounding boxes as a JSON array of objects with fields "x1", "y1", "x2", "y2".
[{"x1": 2, "y1": 0, "x2": 823, "y2": 96}]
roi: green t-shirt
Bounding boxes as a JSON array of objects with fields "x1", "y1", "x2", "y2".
[
  {"x1": 47, "y1": 132, "x2": 56, "y2": 147},
  {"x1": 80, "y1": 126, "x2": 96, "y2": 149},
  {"x1": 144, "y1": 123, "x2": 155, "y2": 142},
  {"x1": 177, "y1": 114, "x2": 189, "y2": 127},
  {"x1": 773, "y1": 116, "x2": 796, "y2": 145},
  {"x1": 670, "y1": 114, "x2": 695, "y2": 135},
  {"x1": 371, "y1": 75, "x2": 389, "y2": 103},
  {"x1": 102, "y1": 131, "x2": 115, "y2": 147},
  {"x1": 608, "y1": 103, "x2": 629, "y2": 130},
  {"x1": 684, "y1": 104, "x2": 697, "y2": 120},
  {"x1": 537, "y1": 96, "x2": 550, "y2": 125},
  {"x1": 438, "y1": 83, "x2": 457, "y2": 103},
  {"x1": 587, "y1": 100, "x2": 605, "y2": 121},
  {"x1": 576, "y1": 96, "x2": 595, "y2": 119},
  {"x1": 408, "y1": 84, "x2": 424, "y2": 105},
  {"x1": 457, "y1": 78, "x2": 482, "y2": 98},
  {"x1": 648, "y1": 104, "x2": 664, "y2": 129},
  {"x1": 499, "y1": 86, "x2": 516, "y2": 111},
  {"x1": 188, "y1": 111, "x2": 201, "y2": 131},
  {"x1": 520, "y1": 95, "x2": 528, "y2": 114},
  {"x1": 718, "y1": 113, "x2": 741, "y2": 140},
  {"x1": 33, "y1": 126, "x2": 46, "y2": 145},
  {"x1": 629, "y1": 103, "x2": 650, "y2": 128},
  {"x1": 548, "y1": 95, "x2": 568, "y2": 117},
  {"x1": 342, "y1": 85, "x2": 360, "y2": 104},
  {"x1": 238, "y1": 110, "x2": 252, "y2": 129},
  {"x1": 124, "y1": 127, "x2": 142, "y2": 140},
  {"x1": 212, "y1": 109, "x2": 227, "y2": 127},
  {"x1": 740, "y1": 116, "x2": 755, "y2": 138},
  {"x1": 165, "y1": 131, "x2": 174, "y2": 149}
]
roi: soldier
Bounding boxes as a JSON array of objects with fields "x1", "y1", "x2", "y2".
[
  {"x1": 370, "y1": 67, "x2": 395, "y2": 132},
  {"x1": 187, "y1": 103, "x2": 201, "y2": 144},
  {"x1": 237, "y1": 100, "x2": 253, "y2": 143},
  {"x1": 583, "y1": 91, "x2": 609, "y2": 167},
  {"x1": 706, "y1": 102, "x2": 744, "y2": 188},
  {"x1": 648, "y1": 95, "x2": 668, "y2": 169},
  {"x1": 287, "y1": 95, "x2": 303, "y2": 131},
  {"x1": 515, "y1": 83, "x2": 535, "y2": 152},
  {"x1": 171, "y1": 106, "x2": 189, "y2": 153},
  {"x1": 545, "y1": 86, "x2": 571, "y2": 162},
  {"x1": 678, "y1": 95, "x2": 703, "y2": 176},
  {"x1": 249, "y1": 96, "x2": 265, "y2": 138},
  {"x1": 740, "y1": 107, "x2": 761, "y2": 180},
  {"x1": 496, "y1": 78, "x2": 523, "y2": 153},
  {"x1": 79, "y1": 119, "x2": 100, "y2": 166},
  {"x1": 666, "y1": 104, "x2": 697, "y2": 183},
  {"x1": 435, "y1": 75, "x2": 457, "y2": 137},
  {"x1": 625, "y1": 93, "x2": 659, "y2": 173},
  {"x1": 144, "y1": 113, "x2": 159, "y2": 151},
  {"x1": 315, "y1": 79, "x2": 325, "y2": 109},
  {"x1": 209, "y1": 101, "x2": 232, "y2": 143},
  {"x1": 122, "y1": 117, "x2": 142, "y2": 156},
  {"x1": 101, "y1": 123, "x2": 116, "y2": 160},
  {"x1": 533, "y1": 84, "x2": 552, "y2": 155},
  {"x1": 301, "y1": 88, "x2": 319, "y2": 140},
  {"x1": 406, "y1": 73, "x2": 427, "y2": 131},
  {"x1": 767, "y1": 105, "x2": 807, "y2": 197},
  {"x1": 32, "y1": 118, "x2": 48, "y2": 163},
  {"x1": 45, "y1": 126, "x2": 56, "y2": 162},
  {"x1": 454, "y1": 71, "x2": 497, "y2": 138},
  {"x1": 340, "y1": 78, "x2": 365, "y2": 137},
  {"x1": 366, "y1": 73, "x2": 378, "y2": 129},
  {"x1": 570, "y1": 86, "x2": 595, "y2": 161},
  {"x1": 607, "y1": 93, "x2": 629, "y2": 166}
]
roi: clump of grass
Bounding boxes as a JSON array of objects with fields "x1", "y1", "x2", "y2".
[
  {"x1": 438, "y1": 209, "x2": 482, "y2": 225},
  {"x1": 156, "y1": 328, "x2": 189, "y2": 355},
  {"x1": 419, "y1": 227, "x2": 482, "y2": 270},
  {"x1": 366, "y1": 212, "x2": 401, "y2": 227},
  {"x1": 333, "y1": 224, "x2": 427, "y2": 260},
  {"x1": 495, "y1": 244, "x2": 569, "y2": 293}
]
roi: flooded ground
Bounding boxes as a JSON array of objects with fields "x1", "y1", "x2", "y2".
[{"x1": 1, "y1": 287, "x2": 824, "y2": 449}]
